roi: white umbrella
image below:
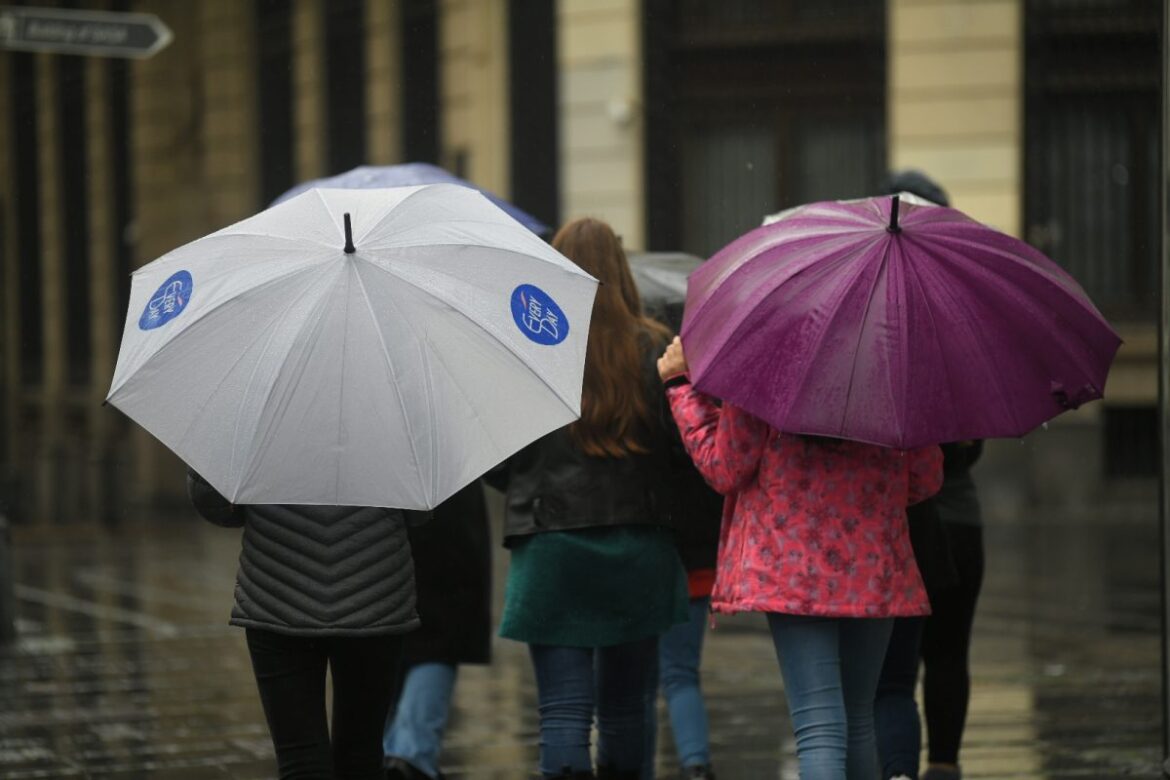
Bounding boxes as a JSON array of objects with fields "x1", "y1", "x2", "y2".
[{"x1": 107, "y1": 184, "x2": 597, "y2": 509}]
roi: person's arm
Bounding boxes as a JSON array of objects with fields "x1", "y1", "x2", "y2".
[
  {"x1": 666, "y1": 383, "x2": 768, "y2": 495},
  {"x1": 186, "y1": 470, "x2": 244, "y2": 528},
  {"x1": 907, "y1": 445, "x2": 945, "y2": 506}
]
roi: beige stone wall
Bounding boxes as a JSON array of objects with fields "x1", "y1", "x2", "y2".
[
  {"x1": 128, "y1": 0, "x2": 206, "y2": 504},
  {"x1": 366, "y1": 0, "x2": 403, "y2": 165},
  {"x1": 557, "y1": 0, "x2": 643, "y2": 248},
  {"x1": 888, "y1": 0, "x2": 1022, "y2": 236},
  {"x1": 292, "y1": 0, "x2": 326, "y2": 181},
  {"x1": 198, "y1": 0, "x2": 260, "y2": 229},
  {"x1": 439, "y1": 0, "x2": 509, "y2": 196},
  {"x1": 130, "y1": 1, "x2": 205, "y2": 261}
]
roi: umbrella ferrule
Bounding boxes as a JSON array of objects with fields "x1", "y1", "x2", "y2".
[
  {"x1": 343, "y1": 213, "x2": 355, "y2": 253},
  {"x1": 887, "y1": 195, "x2": 901, "y2": 234}
]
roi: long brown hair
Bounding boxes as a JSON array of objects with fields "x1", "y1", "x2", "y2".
[{"x1": 553, "y1": 218, "x2": 671, "y2": 457}]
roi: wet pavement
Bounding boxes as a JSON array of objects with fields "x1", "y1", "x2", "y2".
[{"x1": 0, "y1": 477, "x2": 1162, "y2": 779}]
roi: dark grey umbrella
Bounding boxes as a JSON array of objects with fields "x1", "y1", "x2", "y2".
[{"x1": 627, "y1": 251, "x2": 703, "y2": 332}]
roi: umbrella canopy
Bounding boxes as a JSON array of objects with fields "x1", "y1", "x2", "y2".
[
  {"x1": 627, "y1": 251, "x2": 703, "y2": 331},
  {"x1": 681, "y1": 195, "x2": 1122, "y2": 449},
  {"x1": 107, "y1": 184, "x2": 597, "y2": 509},
  {"x1": 272, "y1": 163, "x2": 550, "y2": 237}
]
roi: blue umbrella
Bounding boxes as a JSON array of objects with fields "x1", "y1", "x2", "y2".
[{"x1": 271, "y1": 163, "x2": 550, "y2": 236}]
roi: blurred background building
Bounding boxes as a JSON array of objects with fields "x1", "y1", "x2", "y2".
[{"x1": 0, "y1": 0, "x2": 1160, "y2": 522}]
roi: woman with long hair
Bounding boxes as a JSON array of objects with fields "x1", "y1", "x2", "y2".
[
  {"x1": 658, "y1": 337, "x2": 942, "y2": 780},
  {"x1": 489, "y1": 218, "x2": 688, "y2": 780}
]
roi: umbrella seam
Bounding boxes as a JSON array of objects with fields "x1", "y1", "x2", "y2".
[
  {"x1": 908, "y1": 238, "x2": 1039, "y2": 437},
  {"x1": 107, "y1": 267, "x2": 328, "y2": 501},
  {"x1": 350, "y1": 185, "x2": 583, "y2": 276},
  {"x1": 899, "y1": 236, "x2": 956, "y2": 446},
  {"x1": 130, "y1": 233, "x2": 336, "y2": 275},
  {"x1": 685, "y1": 231, "x2": 869, "y2": 372},
  {"x1": 234, "y1": 267, "x2": 349, "y2": 502},
  {"x1": 697, "y1": 237, "x2": 880, "y2": 432},
  {"x1": 109, "y1": 261, "x2": 331, "y2": 399},
  {"x1": 224, "y1": 270, "x2": 334, "y2": 490},
  {"x1": 838, "y1": 237, "x2": 898, "y2": 444},
  {"x1": 356, "y1": 259, "x2": 586, "y2": 417},
  {"x1": 350, "y1": 261, "x2": 434, "y2": 506}
]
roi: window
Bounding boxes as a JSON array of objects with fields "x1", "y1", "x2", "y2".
[
  {"x1": 1024, "y1": 0, "x2": 1160, "y2": 319},
  {"x1": 644, "y1": 0, "x2": 886, "y2": 257}
]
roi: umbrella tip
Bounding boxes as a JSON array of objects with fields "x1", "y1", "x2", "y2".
[
  {"x1": 887, "y1": 195, "x2": 901, "y2": 234},
  {"x1": 343, "y1": 213, "x2": 355, "y2": 254}
]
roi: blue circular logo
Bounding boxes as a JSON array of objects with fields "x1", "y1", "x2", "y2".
[
  {"x1": 511, "y1": 284, "x2": 569, "y2": 346},
  {"x1": 139, "y1": 270, "x2": 193, "y2": 331}
]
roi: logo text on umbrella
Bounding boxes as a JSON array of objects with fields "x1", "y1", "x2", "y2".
[
  {"x1": 511, "y1": 284, "x2": 569, "y2": 345},
  {"x1": 139, "y1": 270, "x2": 193, "y2": 331}
]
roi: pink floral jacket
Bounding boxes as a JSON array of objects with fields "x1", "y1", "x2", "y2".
[{"x1": 667, "y1": 382, "x2": 943, "y2": 618}]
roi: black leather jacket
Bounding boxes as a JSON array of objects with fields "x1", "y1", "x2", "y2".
[{"x1": 492, "y1": 334, "x2": 676, "y2": 544}]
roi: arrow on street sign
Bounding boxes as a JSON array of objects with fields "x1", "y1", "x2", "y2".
[{"x1": 0, "y1": 6, "x2": 172, "y2": 59}]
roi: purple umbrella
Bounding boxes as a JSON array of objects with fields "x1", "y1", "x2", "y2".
[
  {"x1": 271, "y1": 163, "x2": 550, "y2": 236},
  {"x1": 681, "y1": 195, "x2": 1122, "y2": 449}
]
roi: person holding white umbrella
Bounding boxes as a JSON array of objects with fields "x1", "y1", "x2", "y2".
[
  {"x1": 187, "y1": 471, "x2": 421, "y2": 779},
  {"x1": 106, "y1": 185, "x2": 600, "y2": 780}
]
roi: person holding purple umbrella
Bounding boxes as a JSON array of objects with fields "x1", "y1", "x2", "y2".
[{"x1": 657, "y1": 338, "x2": 943, "y2": 780}]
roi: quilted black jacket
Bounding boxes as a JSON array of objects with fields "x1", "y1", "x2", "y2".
[{"x1": 188, "y1": 471, "x2": 419, "y2": 637}]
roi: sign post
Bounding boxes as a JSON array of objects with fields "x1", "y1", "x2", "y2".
[{"x1": 0, "y1": 6, "x2": 171, "y2": 59}]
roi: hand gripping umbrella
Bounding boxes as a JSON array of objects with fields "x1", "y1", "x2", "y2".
[
  {"x1": 681, "y1": 195, "x2": 1122, "y2": 449},
  {"x1": 107, "y1": 184, "x2": 597, "y2": 509}
]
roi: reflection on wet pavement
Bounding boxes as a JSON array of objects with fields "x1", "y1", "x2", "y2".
[{"x1": 0, "y1": 485, "x2": 1160, "y2": 779}]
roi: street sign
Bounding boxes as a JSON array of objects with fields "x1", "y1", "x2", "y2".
[{"x1": 0, "y1": 6, "x2": 172, "y2": 59}]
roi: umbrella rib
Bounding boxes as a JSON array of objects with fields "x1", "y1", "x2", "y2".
[
  {"x1": 899, "y1": 239, "x2": 956, "y2": 445},
  {"x1": 350, "y1": 262, "x2": 434, "y2": 506},
  {"x1": 938, "y1": 234, "x2": 1118, "y2": 384},
  {"x1": 361, "y1": 231, "x2": 591, "y2": 280},
  {"x1": 107, "y1": 266, "x2": 330, "y2": 503},
  {"x1": 109, "y1": 261, "x2": 330, "y2": 400},
  {"x1": 131, "y1": 232, "x2": 335, "y2": 275},
  {"x1": 225, "y1": 277, "x2": 330, "y2": 489},
  {"x1": 233, "y1": 268, "x2": 348, "y2": 501},
  {"x1": 837, "y1": 239, "x2": 896, "y2": 442},
  {"x1": 716, "y1": 238, "x2": 879, "y2": 432},
  {"x1": 356, "y1": 260, "x2": 585, "y2": 417},
  {"x1": 913, "y1": 241, "x2": 1039, "y2": 435}
]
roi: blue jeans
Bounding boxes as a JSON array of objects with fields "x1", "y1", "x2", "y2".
[
  {"x1": 875, "y1": 616, "x2": 926, "y2": 779},
  {"x1": 767, "y1": 614, "x2": 894, "y2": 780},
  {"x1": 383, "y1": 662, "x2": 458, "y2": 779},
  {"x1": 529, "y1": 638, "x2": 657, "y2": 776},
  {"x1": 644, "y1": 597, "x2": 712, "y2": 777}
]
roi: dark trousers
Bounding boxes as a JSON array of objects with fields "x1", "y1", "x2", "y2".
[
  {"x1": 245, "y1": 628, "x2": 405, "y2": 780},
  {"x1": 875, "y1": 616, "x2": 926, "y2": 779},
  {"x1": 921, "y1": 523, "x2": 984, "y2": 765}
]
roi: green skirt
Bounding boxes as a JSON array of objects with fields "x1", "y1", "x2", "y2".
[{"x1": 499, "y1": 525, "x2": 689, "y2": 647}]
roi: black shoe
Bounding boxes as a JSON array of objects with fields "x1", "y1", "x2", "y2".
[
  {"x1": 385, "y1": 757, "x2": 444, "y2": 780},
  {"x1": 542, "y1": 768, "x2": 594, "y2": 779},
  {"x1": 680, "y1": 765, "x2": 716, "y2": 780}
]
